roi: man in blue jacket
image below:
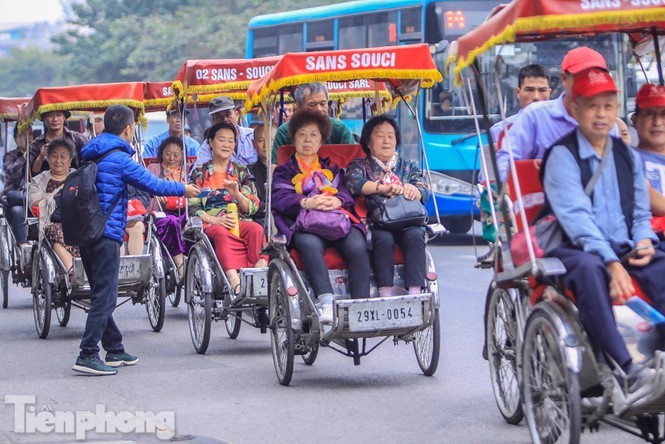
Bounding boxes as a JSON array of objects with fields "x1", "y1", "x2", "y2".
[{"x1": 73, "y1": 105, "x2": 200, "y2": 376}]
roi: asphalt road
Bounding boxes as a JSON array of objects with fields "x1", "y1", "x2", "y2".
[{"x1": 0, "y1": 228, "x2": 644, "y2": 443}]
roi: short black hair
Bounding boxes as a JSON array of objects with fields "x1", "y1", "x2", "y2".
[
  {"x1": 156, "y1": 136, "x2": 183, "y2": 163},
  {"x1": 518, "y1": 64, "x2": 549, "y2": 88},
  {"x1": 206, "y1": 122, "x2": 238, "y2": 146},
  {"x1": 12, "y1": 124, "x2": 19, "y2": 140},
  {"x1": 103, "y1": 105, "x2": 135, "y2": 135},
  {"x1": 359, "y1": 115, "x2": 401, "y2": 156},
  {"x1": 46, "y1": 138, "x2": 75, "y2": 158},
  {"x1": 288, "y1": 109, "x2": 332, "y2": 143}
]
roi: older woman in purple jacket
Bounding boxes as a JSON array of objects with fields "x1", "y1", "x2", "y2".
[{"x1": 271, "y1": 109, "x2": 370, "y2": 324}]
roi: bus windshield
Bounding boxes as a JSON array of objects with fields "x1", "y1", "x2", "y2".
[{"x1": 424, "y1": 1, "x2": 625, "y2": 134}]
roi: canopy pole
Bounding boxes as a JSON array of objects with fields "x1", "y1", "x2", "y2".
[
  {"x1": 362, "y1": 98, "x2": 367, "y2": 123},
  {"x1": 374, "y1": 82, "x2": 383, "y2": 115},
  {"x1": 264, "y1": 97, "x2": 274, "y2": 241},
  {"x1": 279, "y1": 91, "x2": 284, "y2": 127},
  {"x1": 653, "y1": 28, "x2": 664, "y2": 86}
]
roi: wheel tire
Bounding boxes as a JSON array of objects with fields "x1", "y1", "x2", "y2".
[
  {"x1": 186, "y1": 250, "x2": 211, "y2": 354},
  {"x1": 225, "y1": 311, "x2": 242, "y2": 339},
  {"x1": 522, "y1": 308, "x2": 581, "y2": 444},
  {"x1": 32, "y1": 255, "x2": 52, "y2": 339},
  {"x1": 301, "y1": 343, "x2": 319, "y2": 366},
  {"x1": 55, "y1": 299, "x2": 71, "y2": 327},
  {"x1": 168, "y1": 283, "x2": 181, "y2": 308},
  {"x1": 146, "y1": 276, "x2": 167, "y2": 333},
  {"x1": 442, "y1": 216, "x2": 473, "y2": 234},
  {"x1": 1, "y1": 269, "x2": 8, "y2": 309},
  {"x1": 269, "y1": 272, "x2": 295, "y2": 386},
  {"x1": 413, "y1": 307, "x2": 441, "y2": 376},
  {"x1": 487, "y1": 286, "x2": 524, "y2": 425}
]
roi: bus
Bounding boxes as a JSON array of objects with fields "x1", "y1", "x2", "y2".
[{"x1": 247, "y1": 0, "x2": 630, "y2": 233}]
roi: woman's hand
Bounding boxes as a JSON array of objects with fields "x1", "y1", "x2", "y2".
[
  {"x1": 403, "y1": 183, "x2": 422, "y2": 201},
  {"x1": 224, "y1": 180, "x2": 240, "y2": 197},
  {"x1": 305, "y1": 195, "x2": 342, "y2": 211},
  {"x1": 379, "y1": 183, "x2": 403, "y2": 197},
  {"x1": 157, "y1": 196, "x2": 167, "y2": 205},
  {"x1": 206, "y1": 213, "x2": 236, "y2": 229}
]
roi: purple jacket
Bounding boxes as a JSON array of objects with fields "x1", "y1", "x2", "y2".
[{"x1": 271, "y1": 155, "x2": 365, "y2": 245}]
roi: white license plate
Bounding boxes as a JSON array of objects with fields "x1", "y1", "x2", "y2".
[
  {"x1": 253, "y1": 272, "x2": 268, "y2": 297},
  {"x1": 118, "y1": 259, "x2": 142, "y2": 281},
  {"x1": 347, "y1": 299, "x2": 423, "y2": 332}
]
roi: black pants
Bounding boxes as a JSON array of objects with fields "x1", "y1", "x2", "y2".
[
  {"x1": 372, "y1": 226, "x2": 426, "y2": 288},
  {"x1": 5, "y1": 191, "x2": 26, "y2": 244},
  {"x1": 550, "y1": 246, "x2": 665, "y2": 368},
  {"x1": 78, "y1": 236, "x2": 124, "y2": 359},
  {"x1": 291, "y1": 227, "x2": 370, "y2": 299}
]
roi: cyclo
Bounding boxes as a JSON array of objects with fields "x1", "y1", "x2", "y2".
[
  {"x1": 0, "y1": 97, "x2": 35, "y2": 309},
  {"x1": 24, "y1": 82, "x2": 170, "y2": 337},
  {"x1": 450, "y1": 1, "x2": 665, "y2": 442},
  {"x1": 170, "y1": 57, "x2": 281, "y2": 353},
  {"x1": 245, "y1": 43, "x2": 445, "y2": 385}
]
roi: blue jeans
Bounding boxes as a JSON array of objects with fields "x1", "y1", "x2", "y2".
[
  {"x1": 78, "y1": 236, "x2": 124, "y2": 359},
  {"x1": 5, "y1": 191, "x2": 26, "y2": 244}
]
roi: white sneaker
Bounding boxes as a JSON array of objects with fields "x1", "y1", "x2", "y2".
[{"x1": 319, "y1": 302, "x2": 333, "y2": 324}]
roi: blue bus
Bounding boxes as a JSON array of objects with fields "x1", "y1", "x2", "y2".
[{"x1": 247, "y1": 0, "x2": 630, "y2": 233}]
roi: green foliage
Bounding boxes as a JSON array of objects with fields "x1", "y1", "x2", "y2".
[{"x1": 0, "y1": 0, "x2": 343, "y2": 96}]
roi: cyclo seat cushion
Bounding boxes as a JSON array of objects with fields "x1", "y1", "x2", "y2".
[
  {"x1": 290, "y1": 246, "x2": 405, "y2": 270},
  {"x1": 528, "y1": 276, "x2": 653, "y2": 307}
]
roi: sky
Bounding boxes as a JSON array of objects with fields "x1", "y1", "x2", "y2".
[{"x1": 0, "y1": 0, "x2": 64, "y2": 24}]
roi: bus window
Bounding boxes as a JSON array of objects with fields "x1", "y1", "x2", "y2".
[
  {"x1": 253, "y1": 27, "x2": 279, "y2": 57},
  {"x1": 279, "y1": 24, "x2": 303, "y2": 54},
  {"x1": 367, "y1": 12, "x2": 397, "y2": 47},
  {"x1": 400, "y1": 7, "x2": 422, "y2": 42},
  {"x1": 339, "y1": 16, "x2": 366, "y2": 50},
  {"x1": 307, "y1": 20, "x2": 334, "y2": 51}
]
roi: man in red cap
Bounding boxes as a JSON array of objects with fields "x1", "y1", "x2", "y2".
[
  {"x1": 540, "y1": 69, "x2": 663, "y2": 399},
  {"x1": 495, "y1": 47, "x2": 615, "y2": 182},
  {"x1": 633, "y1": 84, "x2": 665, "y2": 223}
]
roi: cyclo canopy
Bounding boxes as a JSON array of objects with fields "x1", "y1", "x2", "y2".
[
  {"x1": 449, "y1": 0, "x2": 665, "y2": 85},
  {"x1": 0, "y1": 97, "x2": 30, "y2": 122}
]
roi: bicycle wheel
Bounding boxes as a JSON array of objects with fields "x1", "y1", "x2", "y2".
[
  {"x1": 186, "y1": 250, "x2": 212, "y2": 354},
  {"x1": 225, "y1": 311, "x2": 242, "y2": 339},
  {"x1": 413, "y1": 307, "x2": 441, "y2": 376},
  {"x1": 270, "y1": 272, "x2": 294, "y2": 386},
  {"x1": 487, "y1": 286, "x2": 524, "y2": 424},
  {"x1": 32, "y1": 253, "x2": 52, "y2": 339}
]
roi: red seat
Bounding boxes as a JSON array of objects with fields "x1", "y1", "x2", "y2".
[
  {"x1": 144, "y1": 156, "x2": 197, "y2": 169},
  {"x1": 277, "y1": 144, "x2": 365, "y2": 168},
  {"x1": 290, "y1": 245, "x2": 405, "y2": 270},
  {"x1": 507, "y1": 159, "x2": 544, "y2": 232},
  {"x1": 529, "y1": 276, "x2": 653, "y2": 306}
]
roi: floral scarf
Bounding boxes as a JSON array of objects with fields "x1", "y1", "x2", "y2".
[
  {"x1": 292, "y1": 155, "x2": 338, "y2": 196},
  {"x1": 371, "y1": 153, "x2": 403, "y2": 186}
]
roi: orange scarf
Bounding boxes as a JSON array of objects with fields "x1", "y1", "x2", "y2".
[{"x1": 292, "y1": 155, "x2": 337, "y2": 196}]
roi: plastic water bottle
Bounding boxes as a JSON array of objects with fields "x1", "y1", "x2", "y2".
[{"x1": 226, "y1": 202, "x2": 240, "y2": 237}]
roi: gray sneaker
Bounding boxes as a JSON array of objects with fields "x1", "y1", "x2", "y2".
[
  {"x1": 73, "y1": 356, "x2": 117, "y2": 376},
  {"x1": 105, "y1": 352, "x2": 139, "y2": 368}
]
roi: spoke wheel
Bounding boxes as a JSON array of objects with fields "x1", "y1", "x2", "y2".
[
  {"x1": 301, "y1": 343, "x2": 319, "y2": 365},
  {"x1": 32, "y1": 253, "x2": 51, "y2": 339},
  {"x1": 413, "y1": 307, "x2": 441, "y2": 376},
  {"x1": 146, "y1": 275, "x2": 167, "y2": 333},
  {"x1": 487, "y1": 287, "x2": 524, "y2": 425},
  {"x1": 168, "y1": 282, "x2": 181, "y2": 307},
  {"x1": 270, "y1": 272, "x2": 294, "y2": 386},
  {"x1": 186, "y1": 250, "x2": 211, "y2": 354},
  {"x1": 522, "y1": 309, "x2": 581, "y2": 444},
  {"x1": 55, "y1": 298, "x2": 71, "y2": 327},
  {"x1": 225, "y1": 312, "x2": 242, "y2": 339}
]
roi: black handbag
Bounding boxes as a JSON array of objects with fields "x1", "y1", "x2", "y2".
[{"x1": 365, "y1": 194, "x2": 427, "y2": 231}]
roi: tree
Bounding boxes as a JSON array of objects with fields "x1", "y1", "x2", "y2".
[{"x1": 0, "y1": 48, "x2": 71, "y2": 97}]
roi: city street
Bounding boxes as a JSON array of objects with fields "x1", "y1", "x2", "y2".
[{"x1": 0, "y1": 228, "x2": 641, "y2": 443}]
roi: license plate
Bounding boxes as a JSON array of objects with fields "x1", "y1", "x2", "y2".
[
  {"x1": 347, "y1": 299, "x2": 423, "y2": 332},
  {"x1": 253, "y1": 272, "x2": 268, "y2": 297},
  {"x1": 118, "y1": 258, "x2": 142, "y2": 281}
]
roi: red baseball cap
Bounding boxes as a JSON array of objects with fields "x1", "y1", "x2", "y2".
[
  {"x1": 572, "y1": 69, "x2": 617, "y2": 101},
  {"x1": 636, "y1": 84, "x2": 665, "y2": 109},
  {"x1": 561, "y1": 47, "x2": 608, "y2": 74}
]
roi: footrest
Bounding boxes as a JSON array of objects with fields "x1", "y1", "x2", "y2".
[
  {"x1": 236, "y1": 267, "x2": 268, "y2": 305},
  {"x1": 616, "y1": 351, "x2": 665, "y2": 417}
]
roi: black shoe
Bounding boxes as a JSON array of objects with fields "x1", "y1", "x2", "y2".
[{"x1": 482, "y1": 344, "x2": 488, "y2": 361}]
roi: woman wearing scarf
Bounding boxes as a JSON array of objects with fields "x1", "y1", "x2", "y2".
[
  {"x1": 28, "y1": 138, "x2": 79, "y2": 274},
  {"x1": 189, "y1": 122, "x2": 267, "y2": 295},
  {"x1": 272, "y1": 109, "x2": 370, "y2": 324},
  {"x1": 346, "y1": 115, "x2": 430, "y2": 297},
  {"x1": 146, "y1": 136, "x2": 189, "y2": 278}
]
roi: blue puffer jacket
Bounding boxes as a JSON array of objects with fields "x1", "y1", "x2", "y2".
[{"x1": 81, "y1": 133, "x2": 185, "y2": 243}]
